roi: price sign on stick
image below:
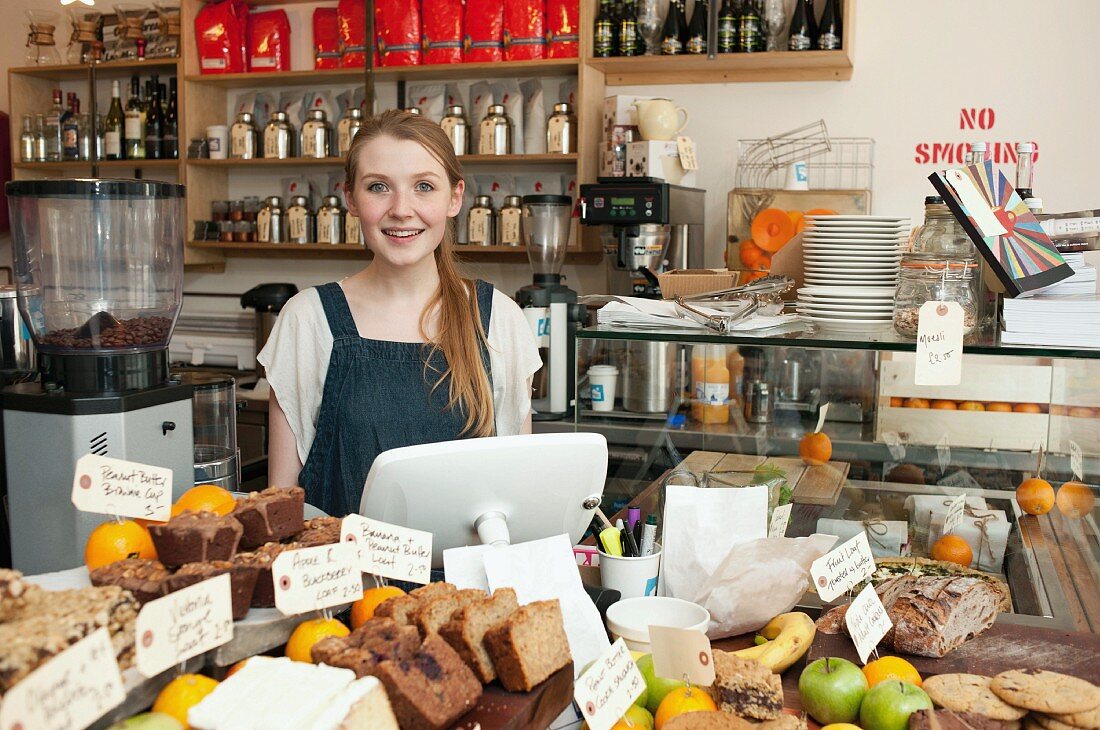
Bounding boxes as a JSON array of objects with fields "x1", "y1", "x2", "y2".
[
  {"x1": 650, "y1": 626, "x2": 715, "y2": 686},
  {"x1": 272, "y1": 542, "x2": 363, "y2": 616},
  {"x1": 769, "y1": 503, "x2": 793, "y2": 539},
  {"x1": 341, "y1": 514, "x2": 432, "y2": 585},
  {"x1": 71, "y1": 454, "x2": 172, "y2": 521},
  {"x1": 135, "y1": 574, "x2": 234, "y2": 677},
  {"x1": 810, "y1": 532, "x2": 875, "y2": 603},
  {"x1": 574, "y1": 638, "x2": 646, "y2": 730},
  {"x1": 845, "y1": 583, "x2": 893, "y2": 664},
  {"x1": 815, "y1": 403, "x2": 831, "y2": 434}
]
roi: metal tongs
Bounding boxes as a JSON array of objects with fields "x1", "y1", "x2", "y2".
[{"x1": 672, "y1": 275, "x2": 795, "y2": 333}]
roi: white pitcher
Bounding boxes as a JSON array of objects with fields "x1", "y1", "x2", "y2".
[{"x1": 631, "y1": 98, "x2": 689, "y2": 141}]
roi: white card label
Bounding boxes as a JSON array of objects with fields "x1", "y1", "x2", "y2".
[
  {"x1": 915, "y1": 301, "x2": 964, "y2": 387},
  {"x1": 135, "y1": 574, "x2": 234, "y2": 677},
  {"x1": 649, "y1": 626, "x2": 715, "y2": 686},
  {"x1": 769, "y1": 503, "x2": 793, "y2": 539},
  {"x1": 815, "y1": 402, "x2": 831, "y2": 434},
  {"x1": 945, "y1": 168, "x2": 1008, "y2": 238},
  {"x1": 943, "y1": 494, "x2": 967, "y2": 535},
  {"x1": 882, "y1": 432, "x2": 907, "y2": 460},
  {"x1": 340, "y1": 515, "x2": 432, "y2": 585},
  {"x1": 0, "y1": 628, "x2": 125, "y2": 730},
  {"x1": 71, "y1": 454, "x2": 172, "y2": 521},
  {"x1": 676, "y1": 136, "x2": 698, "y2": 171},
  {"x1": 844, "y1": 583, "x2": 893, "y2": 664},
  {"x1": 574, "y1": 638, "x2": 646, "y2": 730},
  {"x1": 936, "y1": 434, "x2": 952, "y2": 474},
  {"x1": 1070, "y1": 440, "x2": 1084, "y2": 482},
  {"x1": 811, "y1": 531, "x2": 876, "y2": 603},
  {"x1": 272, "y1": 543, "x2": 363, "y2": 615}
]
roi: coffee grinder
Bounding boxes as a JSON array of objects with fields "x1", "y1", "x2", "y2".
[
  {"x1": 515, "y1": 195, "x2": 586, "y2": 420},
  {"x1": 578, "y1": 179, "x2": 706, "y2": 297},
  {"x1": 3, "y1": 179, "x2": 195, "y2": 573}
]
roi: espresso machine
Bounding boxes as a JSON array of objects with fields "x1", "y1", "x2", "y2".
[
  {"x1": 3, "y1": 179, "x2": 195, "y2": 573},
  {"x1": 578, "y1": 179, "x2": 706, "y2": 297},
  {"x1": 515, "y1": 195, "x2": 587, "y2": 420}
]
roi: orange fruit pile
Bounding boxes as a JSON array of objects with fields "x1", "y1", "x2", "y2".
[
  {"x1": 799, "y1": 432, "x2": 832, "y2": 466},
  {"x1": 931, "y1": 535, "x2": 973, "y2": 567},
  {"x1": 1016, "y1": 478, "x2": 1055, "y2": 516},
  {"x1": 862, "y1": 656, "x2": 922, "y2": 688},
  {"x1": 285, "y1": 617, "x2": 350, "y2": 663},
  {"x1": 84, "y1": 519, "x2": 157, "y2": 570},
  {"x1": 152, "y1": 673, "x2": 219, "y2": 727},
  {"x1": 351, "y1": 585, "x2": 406, "y2": 629}
]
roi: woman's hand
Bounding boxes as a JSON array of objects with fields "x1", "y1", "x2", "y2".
[{"x1": 268, "y1": 390, "x2": 304, "y2": 486}]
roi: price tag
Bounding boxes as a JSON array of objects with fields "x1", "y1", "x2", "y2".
[
  {"x1": 574, "y1": 638, "x2": 646, "y2": 730},
  {"x1": 341, "y1": 515, "x2": 433, "y2": 585},
  {"x1": 769, "y1": 503, "x2": 793, "y2": 539},
  {"x1": 936, "y1": 434, "x2": 952, "y2": 474},
  {"x1": 810, "y1": 531, "x2": 875, "y2": 603},
  {"x1": 815, "y1": 402, "x2": 831, "y2": 434},
  {"x1": 915, "y1": 301, "x2": 964, "y2": 386},
  {"x1": 272, "y1": 543, "x2": 363, "y2": 616},
  {"x1": 71, "y1": 454, "x2": 172, "y2": 521},
  {"x1": 676, "y1": 136, "x2": 698, "y2": 171},
  {"x1": 882, "y1": 432, "x2": 907, "y2": 461},
  {"x1": 0, "y1": 628, "x2": 125, "y2": 730},
  {"x1": 649, "y1": 627, "x2": 715, "y2": 686},
  {"x1": 135, "y1": 574, "x2": 234, "y2": 677},
  {"x1": 943, "y1": 494, "x2": 967, "y2": 535},
  {"x1": 844, "y1": 583, "x2": 893, "y2": 664},
  {"x1": 945, "y1": 169, "x2": 1007, "y2": 238},
  {"x1": 1070, "y1": 440, "x2": 1084, "y2": 482}
]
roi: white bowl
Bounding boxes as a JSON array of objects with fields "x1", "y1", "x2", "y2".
[{"x1": 604, "y1": 597, "x2": 711, "y2": 653}]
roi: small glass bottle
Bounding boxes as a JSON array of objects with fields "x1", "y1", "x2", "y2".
[
  {"x1": 211, "y1": 200, "x2": 229, "y2": 222},
  {"x1": 317, "y1": 195, "x2": 345, "y2": 243},
  {"x1": 467, "y1": 195, "x2": 496, "y2": 246},
  {"x1": 263, "y1": 111, "x2": 296, "y2": 159},
  {"x1": 302, "y1": 109, "x2": 333, "y2": 159},
  {"x1": 546, "y1": 103, "x2": 577, "y2": 154},
  {"x1": 32, "y1": 114, "x2": 47, "y2": 162},
  {"x1": 218, "y1": 221, "x2": 234, "y2": 242},
  {"x1": 1015, "y1": 142, "x2": 1035, "y2": 192},
  {"x1": 499, "y1": 196, "x2": 523, "y2": 247},
  {"x1": 232, "y1": 220, "x2": 251, "y2": 242},
  {"x1": 229, "y1": 111, "x2": 259, "y2": 159},
  {"x1": 19, "y1": 115, "x2": 34, "y2": 163},
  {"x1": 478, "y1": 105, "x2": 513, "y2": 155},
  {"x1": 78, "y1": 113, "x2": 94, "y2": 161},
  {"x1": 287, "y1": 196, "x2": 316, "y2": 243},
  {"x1": 441, "y1": 105, "x2": 469, "y2": 156},
  {"x1": 337, "y1": 107, "x2": 363, "y2": 156},
  {"x1": 965, "y1": 141, "x2": 988, "y2": 166},
  {"x1": 892, "y1": 255, "x2": 978, "y2": 338}
]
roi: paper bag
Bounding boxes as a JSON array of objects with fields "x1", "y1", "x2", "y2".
[
  {"x1": 816, "y1": 518, "x2": 909, "y2": 559},
  {"x1": 929, "y1": 509, "x2": 1010, "y2": 572}
]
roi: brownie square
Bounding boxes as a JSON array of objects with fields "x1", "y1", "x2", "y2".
[
  {"x1": 148, "y1": 511, "x2": 243, "y2": 568},
  {"x1": 165, "y1": 560, "x2": 259, "y2": 620},
  {"x1": 295, "y1": 516, "x2": 342, "y2": 548},
  {"x1": 89, "y1": 558, "x2": 172, "y2": 605},
  {"x1": 231, "y1": 486, "x2": 305, "y2": 549},
  {"x1": 232, "y1": 541, "x2": 297, "y2": 607}
]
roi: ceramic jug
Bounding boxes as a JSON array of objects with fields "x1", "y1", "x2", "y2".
[{"x1": 631, "y1": 98, "x2": 689, "y2": 141}]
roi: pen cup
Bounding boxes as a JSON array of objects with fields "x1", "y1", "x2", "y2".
[
  {"x1": 600, "y1": 545, "x2": 661, "y2": 600},
  {"x1": 587, "y1": 364, "x2": 619, "y2": 412},
  {"x1": 206, "y1": 125, "x2": 229, "y2": 160}
]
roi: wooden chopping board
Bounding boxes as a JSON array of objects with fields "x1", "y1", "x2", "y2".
[
  {"x1": 453, "y1": 663, "x2": 573, "y2": 730},
  {"x1": 807, "y1": 623, "x2": 1100, "y2": 684}
]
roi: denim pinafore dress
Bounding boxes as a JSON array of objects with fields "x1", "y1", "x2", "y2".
[{"x1": 298, "y1": 280, "x2": 494, "y2": 517}]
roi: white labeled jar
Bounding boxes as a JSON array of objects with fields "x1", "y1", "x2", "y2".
[
  {"x1": 301, "y1": 109, "x2": 332, "y2": 159},
  {"x1": 499, "y1": 195, "x2": 523, "y2": 247},
  {"x1": 229, "y1": 111, "x2": 259, "y2": 159},
  {"x1": 337, "y1": 107, "x2": 363, "y2": 156},
  {"x1": 467, "y1": 195, "x2": 496, "y2": 246},
  {"x1": 256, "y1": 196, "x2": 285, "y2": 243},
  {"x1": 440, "y1": 105, "x2": 469, "y2": 156},
  {"x1": 263, "y1": 111, "x2": 295, "y2": 159},
  {"x1": 478, "y1": 104, "x2": 513, "y2": 156},
  {"x1": 317, "y1": 195, "x2": 345, "y2": 243},
  {"x1": 286, "y1": 195, "x2": 314, "y2": 243},
  {"x1": 546, "y1": 102, "x2": 577, "y2": 154}
]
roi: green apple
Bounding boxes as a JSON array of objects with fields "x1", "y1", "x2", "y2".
[
  {"x1": 798, "y1": 657, "x2": 868, "y2": 725},
  {"x1": 860, "y1": 680, "x2": 933, "y2": 730},
  {"x1": 107, "y1": 713, "x2": 184, "y2": 730},
  {"x1": 621, "y1": 704, "x2": 655, "y2": 730},
  {"x1": 636, "y1": 653, "x2": 687, "y2": 716}
]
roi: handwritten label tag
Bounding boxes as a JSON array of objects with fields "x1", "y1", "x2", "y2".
[
  {"x1": 936, "y1": 434, "x2": 952, "y2": 475},
  {"x1": 676, "y1": 136, "x2": 698, "y2": 170},
  {"x1": 649, "y1": 627, "x2": 715, "y2": 686},
  {"x1": 882, "y1": 432, "x2": 907, "y2": 460},
  {"x1": 574, "y1": 638, "x2": 646, "y2": 730},
  {"x1": 945, "y1": 168, "x2": 1008, "y2": 238},
  {"x1": 844, "y1": 583, "x2": 893, "y2": 664},
  {"x1": 1070, "y1": 440, "x2": 1084, "y2": 482},
  {"x1": 815, "y1": 403, "x2": 831, "y2": 434},
  {"x1": 811, "y1": 531, "x2": 876, "y2": 603},
  {"x1": 769, "y1": 503, "x2": 793, "y2": 539},
  {"x1": 71, "y1": 454, "x2": 172, "y2": 521},
  {"x1": 340, "y1": 515, "x2": 432, "y2": 585},
  {"x1": 943, "y1": 494, "x2": 967, "y2": 535},
  {"x1": 135, "y1": 574, "x2": 234, "y2": 677},
  {"x1": 272, "y1": 543, "x2": 363, "y2": 615},
  {"x1": 0, "y1": 628, "x2": 125, "y2": 730},
  {"x1": 915, "y1": 301, "x2": 964, "y2": 387}
]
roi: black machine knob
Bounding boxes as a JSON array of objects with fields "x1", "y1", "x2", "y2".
[{"x1": 161, "y1": 421, "x2": 176, "y2": 435}]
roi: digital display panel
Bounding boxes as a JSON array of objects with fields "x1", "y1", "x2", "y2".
[{"x1": 610, "y1": 197, "x2": 635, "y2": 206}]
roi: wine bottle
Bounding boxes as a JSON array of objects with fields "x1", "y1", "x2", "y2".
[
  {"x1": 787, "y1": 0, "x2": 812, "y2": 50},
  {"x1": 44, "y1": 89, "x2": 63, "y2": 162},
  {"x1": 817, "y1": 0, "x2": 841, "y2": 49},
  {"x1": 124, "y1": 75, "x2": 145, "y2": 160},
  {"x1": 594, "y1": 0, "x2": 615, "y2": 57},
  {"x1": 660, "y1": 0, "x2": 686, "y2": 53},
  {"x1": 163, "y1": 78, "x2": 178, "y2": 159},
  {"x1": 686, "y1": 0, "x2": 708, "y2": 54},
  {"x1": 803, "y1": 0, "x2": 819, "y2": 48},
  {"x1": 145, "y1": 76, "x2": 163, "y2": 159},
  {"x1": 104, "y1": 80, "x2": 124, "y2": 160},
  {"x1": 738, "y1": 0, "x2": 764, "y2": 52},
  {"x1": 61, "y1": 94, "x2": 79, "y2": 161},
  {"x1": 618, "y1": 0, "x2": 641, "y2": 55},
  {"x1": 717, "y1": 0, "x2": 738, "y2": 53}
]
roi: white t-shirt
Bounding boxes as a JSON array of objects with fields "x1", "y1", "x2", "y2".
[{"x1": 258, "y1": 285, "x2": 543, "y2": 465}]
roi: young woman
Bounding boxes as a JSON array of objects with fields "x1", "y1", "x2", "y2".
[{"x1": 260, "y1": 109, "x2": 542, "y2": 517}]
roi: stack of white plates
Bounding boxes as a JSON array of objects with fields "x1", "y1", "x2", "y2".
[
  {"x1": 795, "y1": 286, "x2": 897, "y2": 332},
  {"x1": 802, "y1": 215, "x2": 910, "y2": 287}
]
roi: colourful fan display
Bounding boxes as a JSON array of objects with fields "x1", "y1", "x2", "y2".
[{"x1": 929, "y1": 162, "x2": 1073, "y2": 296}]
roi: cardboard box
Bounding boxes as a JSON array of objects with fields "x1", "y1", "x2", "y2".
[
  {"x1": 626, "y1": 141, "x2": 697, "y2": 186},
  {"x1": 657, "y1": 268, "x2": 743, "y2": 299},
  {"x1": 600, "y1": 150, "x2": 626, "y2": 177}
]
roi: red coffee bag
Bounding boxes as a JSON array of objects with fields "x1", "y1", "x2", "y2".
[
  {"x1": 376, "y1": 0, "x2": 422, "y2": 66},
  {"x1": 504, "y1": 0, "x2": 546, "y2": 61},
  {"x1": 464, "y1": 0, "x2": 504, "y2": 63},
  {"x1": 422, "y1": 0, "x2": 464, "y2": 65},
  {"x1": 338, "y1": 0, "x2": 367, "y2": 68},
  {"x1": 195, "y1": 0, "x2": 248, "y2": 74},
  {"x1": 313, "y1": 7, "x2": 341, "y2": 69},
  {"x1": 545, "y1": 0, "x2": 579, "y2": 58},
  {"x1": 248, "y1": 10, "x2": 291, "y2": 72}
]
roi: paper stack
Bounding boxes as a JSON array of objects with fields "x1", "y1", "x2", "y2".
[
  {"x1": 1001, "y1": 293, "x2": 1100, "y2": 348},
  {"x1": 1026, "y1": 252, "x2": 1097, "y2": 297}
]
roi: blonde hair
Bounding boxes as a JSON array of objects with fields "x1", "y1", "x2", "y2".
[{"x1": 345, "y1": 109, "x2": 494, "y2": 437}]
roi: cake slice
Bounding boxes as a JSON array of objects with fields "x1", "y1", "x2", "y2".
[
  {"x1": 710, "y1": 650, "x2": 784, "y2": 720},
  {"x1": 322, "y1": 619, "x2": 421, "y2": 677},
  {"x1": 165, "y1": 560, "x2": 260, "y2": 620},
  {"x1": 231, "y1": 486, "x2": 306, "y2": 549},
  {"x1": 295, "y1": 516, "x2": 343, "y2": 548},
  {"x1": 303, "y1": 675, "x2": 400, "y2": 730},
  {"x1": 439, "y1": 587, "x2": 519, "y2": 683},
  {"x1": 89, "y1": 558, "x2": 173, "y2": 605},
  {"x1": 484, "y1": 598, "x2": 571, "y2": 692},
  {"x1": 233, "y1": 541, "x2": 298, "y2": 607},
  {"x1": 374, "y1": 634, "x2": 482, "y2": 730},
  {"x1": 375, "y1": 594, "x2": 422, "y2": 626},
  {"x1": 148, "y1": 510, "x2": 244, "y2": 568},
  {"x1": 415, "y1": 588, "x2": 487, "y2": 637}
]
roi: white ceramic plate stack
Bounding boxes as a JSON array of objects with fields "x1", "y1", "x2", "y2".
[{"x1": 797, "y1": 215, "x2": 910, "y2": 331}]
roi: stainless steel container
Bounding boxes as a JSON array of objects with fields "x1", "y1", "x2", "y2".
[
  {"x1": 337, "y1": 107, "x2": 363, "y2": 156},
  {"x1": 467, "y1": 195, "x2": 495, "y2": 245},
  {"x1": 317, "y1": 195, "x2": 345, "y2": 243},
  {"x1": 499, "y1": 195, "x2": 523, "y2": 247},
  {"x1": 263, "y1": 111, "x2": 295, "y2": 159},
  {"x1": 257, "y1": 196, "x2": 285, "y2": 243},
  {"x1": 478, "y1": 104, "x2": 513, "y2": 155},
  {"x1": 301, "y1": 109, "x2": 332, "y2": 159},
  {"x1": 406, "y1": 106, "x2": 422, "y2": 115},
  {"x1": 546, "y1": 102, "x2": 577, "y2": 154},
  {"x1": 286, "y1": 195, "x2": 315, "y2": 243},
  {"x1": 345, "y1": 213, "x2": 363, "y2": 245},
  {"x1": 440, "y1": 104, "x2": 469, "y2": 156},
  {"x1": 622, "y1": 341, "x2": 678, "y2": 413},
  {"x1": 744, "y1": 380, "x2": 773, "y2": 423},
  {"x1": 177, "y1": 372, "x2": 239, "y2": 492},
  {"x1": 0, "y1": 285, "x2": 35, "y2": 374},
  {"x1": 229, "y1": 111, "x2": 259, "y2": 159}
]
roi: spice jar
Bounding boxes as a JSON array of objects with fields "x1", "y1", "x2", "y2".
[
  {"x1": 232, "y1": 220, "x2": 251, "y2": 242},
  {"x1": 242, "y1": 196, "x2": 261, "y2": 222},
  {"x1": 440, "y1": 105, "x2": 469, "y2": 156},
  {"x1": 218, "y1": 221, "x2": 234, "y2": 242},
  {"x1": 228, "y1": 200, "x2": 244, "y2": 222},
  {"x1": 302, "y1": 109, "x2": 333, "y2": 159},
  {"x1": 211, "y1": 200, "x2": 229, "y2": 222},
  {"x1": 478, "y1": 105, "x2": 513, "y2": 155},
  {"x1": 286, "y1": 195, "x2": 315, "y2": 244},
  {"x1": 467, "y1": 195, "x2": 496, "y2": 245},
  {"x1": 257, "y1": 196, "x2": 285, "y2": 243},
  {"x1": 229, "y1": 112, "x2": 259, "y2": 159},
  {"x1": 912, "y1": 196, "x2": 973, "y2": 258},
  {"x1": 263, "y1": 111, "x2": 296, "y2": 159},
  {"x1": 892, "y1": 254, "x2": 978, "y2": 338},
  {"x1": 337, "y1": 107, "x2": 363, "y2": 156},
  {"x1": 317, "y1": 195, "x2": 345, "y2": 243},
  {"x1": 546, "y1": 102, "x2": 577, "y2": 154},
  {"x1": 499, "y1": 195, "x2": 523, "y2": 247}
]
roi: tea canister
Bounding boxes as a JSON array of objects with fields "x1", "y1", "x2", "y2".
[
  {"x1": 499, "y1": 195, "x2": 523, "y2": 247},
  {"x1": 286, "y1": 195, "x2": 315, "y2": 244},
  {"x1": 345, "y1": 213, "x2": 363, "y2": 246},
  {"x1": 256, "y1": 196, "x2": 285, "y2": 243},
  {"x1": 440, "y1": 105, "x2": 469, "y2": 156},
  {"x1": 317, "y1": 195, "x2": 345, "y2": 243},
  {"x1": 302, "y1": 109, "x2": 332, "y2": 159},
  {"x1": 337, "y1": 107, "x2": 364, "y2": 156},
  {"x1": 478, "y1": 105, "x2": 513, "y2": 156},
  {"x1": 229, "y1": 111, "x2": 259, "y2": 159},
  {"x1": 467, "y1": 195, "x2": 496, "y2": 246},
  {"x1": 546, "y1": 102, "x2": 577, "y2": 154},
  {"x1": 263, "y1": 111, "x2": 295, "y2": 159}
]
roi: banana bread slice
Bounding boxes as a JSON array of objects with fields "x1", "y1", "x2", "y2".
[
  {"x1": 415, "y1": 588, "x2": 487, "y2": 637},
  {"x1": 484, "y1": 598, "x2": 571, "y2": 692},
  {"x1": 374, "y1": 633, "x2": 482, "y2": 730},
  {"x1": 439, "y1": 587, "x2": 519, "y2": 683}
]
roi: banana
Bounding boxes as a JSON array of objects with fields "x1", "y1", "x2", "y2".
[{"x1": 731, "y1": 611, "x2": 816, "y2": 673}]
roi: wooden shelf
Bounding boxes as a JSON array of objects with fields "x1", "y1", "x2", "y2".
[
  {"x1": 373, "y1": 58, "x2": 578, "y2": 82},
  {"x1": 14, "y1": 160, "x2": 179, "y2": 171},
  {"x1": 588, "y1": 49, "x2": 853, "y2": 86},
  {"x1": 188, "y1": 240, "x2": 601, "y2": 262},
  {"x1": 459, "y1": 153, "x2": 578, "y2": 166},
  {"x1": 9, "y1": 58, "x2": 179, "y2": 82},
  {"x1": 188, "y1": 157, "x2": 346, "y2": 168},
  {"x1": 185, "y1": 68, "x2": 366, "y2": 89},
  {"x1": 13, "y1": 161, "x2": 90, "y2": 171}
]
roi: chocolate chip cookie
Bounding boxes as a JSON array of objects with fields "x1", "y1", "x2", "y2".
[
  {"x1": 924, "y1": 674, "x2": 1028, "y2": 721},
  {"x1": 990, "y1": 670, "x2": 1100, "y2": 715}
]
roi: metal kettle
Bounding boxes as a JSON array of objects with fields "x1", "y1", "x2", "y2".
[{"x1": 240, "y1": 283, "x2": 298, "y2": 377}]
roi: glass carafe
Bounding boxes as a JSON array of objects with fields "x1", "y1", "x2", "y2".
[
  {"x1": 112, "y1": 4, "x2": 149, "y2": 61},
  {"x1": 25, "y1": 10, "x2": 62, "y2": 66},
  {"x1": 67, "y1": 8, "x2": 103, "y2": 65},
  {"x1": 151, "y1": 1, "x2": 180, "y2": 58}
]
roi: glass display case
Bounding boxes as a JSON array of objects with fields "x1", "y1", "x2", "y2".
[{"x1": 569, "y1": 325, "x2": 1100, "y2": 632}]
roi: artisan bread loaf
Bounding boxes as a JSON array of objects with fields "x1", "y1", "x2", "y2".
[
  {"x1": 484, "y1": 599, "x2": 571, "y2": 692},
  {"x1": 890, "y1": 576, "x2": 999, "y2": 657},
  {"x1": 439, "y1": 587, "x2": 520, "y2": 682}
]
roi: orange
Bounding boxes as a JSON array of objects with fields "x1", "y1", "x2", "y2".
[
  {"x1": 739, "y1": 240, "x2": 772, "y2": 270},
  {"x1": 1056, "y1": 482, "x2": 1095, "y2": 519},
  {"x1": 751, "y1": 208, "x2": 796, "y2": 253},
  {"x1": 1050, "y1": 404, "x2": 1067, "y2": 416},
  {"x1": 172, "y1": 484, "x2": 237, "y2": 518},
  {"x1": 152, "y1": 673, "x2": 219, "y2": 728},
  {"x1": 889, "y1": 397, "x2": 903, "y2": 407},
  {"x1": 986, "y1": 402, "x2": 1012, "y2": 413},
  {"x1": 285, "y1": 617, "x2": 350, "y2": 663},
  {"x1": 862, "y1": 656, "x2": 922, "y2": 688},
  {"x1": 225, "y1": 659, "x2": 250, "y2": 678},
  {"x1": 84, "y1": 519, "x2": 157, "y2": 570},
  {"x1": 1013, "y1": 403, "x2": 1042, "y2": 414},
  {"x1": 787, "y1": 210, "x2": 805, "y2": 234},
  {"x1": 958, "y1": 401, "x2": 985, "y2": 411},
  {"x1": 931, "y1": 400, "x2": 957, "y2": 410},
  {"x1": 805, "y1": 208, "x2": 838, "y2": 217},
  {"x1": 351, "y1": 585, "x2": 405, "y2": 629},
  {"x1": 799, "y1": 432, "x2": 833, "y2": 466},
  {"x1": 1016, "y1": 478, "x2": 1055, "y2": 516},
  {"x1": 1068, "y1": 407, "x2": 1096, "y2": 418},
  {"x1": 904, "y1": 398, "x2": 930, "y2": 409},
  {"x1": 931, "y1": 534, "x2": 973, "y2": 567},
  {"x1": 654, "y1": 686, "x2": 718, "y2": 730}
]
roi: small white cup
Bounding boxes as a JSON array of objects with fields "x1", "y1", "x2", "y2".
[
  {"x1": 784, "y1": 160, "x2": 809, "y2": 191},
  {"x1": 600, "y1": 547, "x2": 662, "y2": 600},
  {"x1": 587, "y1": 364, "x2": 619, "y2": 412},
  {"x1": 206, "y1": 125, "x2": 229, "y2": 160}
]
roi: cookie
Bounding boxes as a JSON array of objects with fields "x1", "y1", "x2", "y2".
[
  {"x1": 924, "y1": 674, "x2": 1028, "y2": 721},
  {"x1": 756, "y1": 715, "x2": 809, "y2": 730},
  {"x1": 665, "y1": 712, "x2": 755, "y2": 730},
  {"x1": 909, "y1": 709, "x2": 1021, "y2": 730},
  {"x1": 1046, "y1": 707, "x2": 1100, "y2": 730},
  {"x1": 1036, "y1": 713, "x2": 1100, "y2": 730},
  {"x1": 990, "y1": 670, "x2": 1100, "y2": 715}
]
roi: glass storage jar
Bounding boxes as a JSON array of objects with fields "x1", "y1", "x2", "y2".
[
  {"x1": 893, "y1": 254, "x2": 978, "y2": 338},
  {"x1": 912, "y1": 196, "x2": 974, "y2": 258}
]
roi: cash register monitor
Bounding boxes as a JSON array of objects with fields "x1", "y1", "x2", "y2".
[{"x1": 359, "y1": 433, "x2": 608, "y2": 569}]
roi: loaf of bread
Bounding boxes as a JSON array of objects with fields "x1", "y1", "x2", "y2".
[
  {"x1": 415, "y1": 588, "x2": 486, "y2": 637},
  {"x1": 374, "y1": 633, "x2": 482, "y2": 730},
  {"x1": 439, "y1": 587, "x2": 519, "y2": 683},
  {"x1": 484, "y1": 599, "x2": 571, "y2": 692},
  {"x1": 890, "y1": 576, "x2": 999, "y2": 657}
]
